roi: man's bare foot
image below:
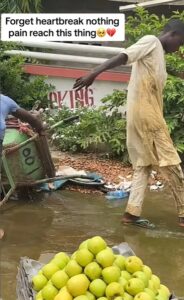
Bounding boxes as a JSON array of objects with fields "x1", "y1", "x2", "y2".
[
  {"x1": 0, "y1": 229, "x2": 4, "y2": 239},
  {"x1": 179, "y1": 217, "x2": 184, "y2": 227}
]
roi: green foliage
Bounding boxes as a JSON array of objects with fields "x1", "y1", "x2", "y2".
[
  {"x1": 45, "y1": 72, "x2": 184, "y2": 159},
  {"x1": 125, "y1": 7, "x2": 167, "y2": 46},
  {"x1": 0, "y1": 0, "x2": 41, "y2": 13},
  {"x1": 166, "y1": 52, "x2": 184, "y2": 74},
  {"x1": 101, "y1": 89, "x2": 127, "y2": 111},
  {"x1": 44, "y1": 105, "x2": 128, "y2": 162},
  {"x1": 125, "y1": 8, "x2": 184, "y2": 76},
  {"x1": 164, "y1": 75, "x2": 184, "y2": 152},
  {"x1": 0, "y1": 42, "x2": 54, "y2": 109}
]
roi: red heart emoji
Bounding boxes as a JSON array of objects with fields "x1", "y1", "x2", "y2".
[{"x1": 107, "y1": 28, "x2": 116, "y2": 37}]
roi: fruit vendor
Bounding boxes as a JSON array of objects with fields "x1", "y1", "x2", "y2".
[
  {"x1": 73, "y1": 19, "x2": 184, "y2": 229},
  {"x1": 0, "y1": 94, "x2": 45, "y2": 238}
]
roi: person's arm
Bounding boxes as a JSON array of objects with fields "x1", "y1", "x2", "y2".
[
  {"x1": 73, "y1": 35, "x2": 158, "y2": 91},
  {"x1": 12, "y1": 108, "x2": 45, "y2": 135},
  {"x1": 73, "y1": 53, "x2": 128, "y2": 91}
]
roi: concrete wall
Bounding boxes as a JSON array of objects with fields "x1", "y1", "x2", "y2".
[{"x1": 24, "y1": 64, "x2": 129, "y2": 109}]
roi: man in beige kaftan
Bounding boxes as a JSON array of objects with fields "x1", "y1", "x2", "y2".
[
  {"x1": 73, "y1": 19, "x2": 184, "y2": 228},
  {"x1": 121, "y1": 35, "x2": 184, "y2": 225}
]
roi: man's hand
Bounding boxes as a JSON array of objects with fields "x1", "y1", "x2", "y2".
[
  {"x1": 73, "y1": 73, "x2": 96, "y2": 91},
  {"x1": 73, "y1": 53, "x2": 127, "y2": 91},
  {"x1": 37, "y1": 123, "x2": 48, "y2": 136},
  {"x1": 13, "y1": 108, "x2": 46, "y2": 135}
]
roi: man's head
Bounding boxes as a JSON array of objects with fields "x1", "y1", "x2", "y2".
[{"x1": 161, "y1": 19, "x2": 184, "y2": 53}]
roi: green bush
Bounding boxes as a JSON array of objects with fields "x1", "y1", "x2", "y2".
[
  {"x1": 0, "y1": 0, "x2": 41, "y2": 13},
  {"x1": 43, "y1": 105, "x2": 129, "y2": 162},
  {"x1": 0, "y1": 42, "x2": 54, "y2": 109},
  {"x1": 125, "y1": 8, "x2": 184, "y2": 76},
  {"x1": 164, "y1": 75, "x2": 184, "y2": 152},
  {"x1": 125, "y1": 7, "x2": 168, "y2": 46}
]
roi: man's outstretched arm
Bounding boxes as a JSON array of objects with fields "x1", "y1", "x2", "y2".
[
  {"x1": 12, "y1": 108, "x2": 45, "y2": 134},
  {"x1": 73, "y1": 53, "x2": 128, "y2": 91}
]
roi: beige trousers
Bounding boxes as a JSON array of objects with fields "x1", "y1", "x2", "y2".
[{"x1": 125, "y1": 164, "x2": 184, "y2": 218}]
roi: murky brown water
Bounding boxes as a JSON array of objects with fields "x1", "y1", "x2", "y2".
[{"x1": 0, "y1": 188, "x2": 184, "y2": 299}]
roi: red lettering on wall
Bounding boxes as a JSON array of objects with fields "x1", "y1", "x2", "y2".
[
  {"x1": 69, "y1": 90, "x2": 74, "y2": 109},
  {"x1": 57, "y1": 91, "x2": 68, "y2": 107},
  {"x1": 48, "y1": 88, "x2": 95, "y2": 109}
]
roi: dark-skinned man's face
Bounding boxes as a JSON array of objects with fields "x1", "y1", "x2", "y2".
[{"x1": 165, "y1": 32, "x2": 184, "y2": 53}]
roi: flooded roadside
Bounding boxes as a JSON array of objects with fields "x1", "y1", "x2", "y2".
[{"x1": 0, "y1": 188, "x2": 184, "y2": 299}]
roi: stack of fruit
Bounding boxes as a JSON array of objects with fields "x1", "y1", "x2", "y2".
[{"x1": 32, "y1": 236, "x2": 171, "y2": 300}]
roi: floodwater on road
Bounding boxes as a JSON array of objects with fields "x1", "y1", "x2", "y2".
[{"x1": 0, "y1": 188, "x2": 184, "y2": 299}]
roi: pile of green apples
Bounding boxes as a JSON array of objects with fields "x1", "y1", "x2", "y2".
[{"x1": 32, "y1": 236, "x2": 171, "y2": 300}]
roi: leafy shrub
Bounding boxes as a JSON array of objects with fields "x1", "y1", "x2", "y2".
[
  {"x1": 125, "y1": 7, "x2": 168, "y2": 46},
  {"x1": 125, "y1": 8, "x2": 184, "y2": 77},
  {"x1": 164, "y1": 75, "x2": 184, "y2": 152},
  {"x1": 43, "y1": 104, "x2": 129, "y2": 162},
  {"x1": 0, "y1": 42, "x2": 54, "y2": 109}
]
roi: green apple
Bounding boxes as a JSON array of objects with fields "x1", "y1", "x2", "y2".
[
  {"x1": 42, "y1": 263, "x2": 60, "y2": 280},
  {"x1": 113, "y1": 255, "x2": 126, "y2": 270},
  {"x1": 85, "y1": 291, "x2": 96, "y2": 300},
  {"x1": 35, "y1": 290, "x2": 43, "y2": 300},
  {"x1": 142, "y1": 265, "x2": 152, "y2": 280},
  {"x1": 32, "y1": 274, "x2": 48, "y2": 291},
  {"x1": 96, "y1": 248, "x2": 115, "y2": 268},
  {"x1": 125, "y1": 256, "x2": 143, "y2": 274},
  {"x1": 47, "y1": 280, "x2": 53, "y2": 286},
  {"x1": 159, "y1": 284, "x2": 171, "y2": 298},
  {"x1": 134, "y1": 292, "x2": 152, "y2": 300},
  {"x1": 106, "y1": 282, "x2": 124, "y2": 298},
  {"x1": 67, "y1": 274, "x2": 90, "y2": 297},
  {"x1": 156, "y1": 295, "x2": 168, "y2": 300},
  {"x1": 156, "y1": 289, "x2": 169, "y2": 300},
  {"x1": 79, "y1": 239, "x2": 89, "y2": 249},
  {"x1": 84, "y1": 261, "x2": 102, "y2": 280},
  {"x1": 148, "y1": 280, "x2": 157, "y2": 294},
  {"x1": 151, "y1": 275, "x2": 160, "y2": 289},
  {"x1": 123, "y1": 292, "x2": 134, "y2": 300},
  {"x1": 89, "y1": 279, "x2": 107, "y2": 297},
  {"x1": 125, "y1": 278, "x2": 145, "y2": 296},
  {"x1": 121, "y1": 270, "x2": 132, "y2": 281},
  {"x1": 114, "y1": 297, "x2": 124, "y2": 300},
  {"x1": 97, "y1": 298, "x2": 108, "y2": 300},
  {"x1": 55, "y1": 287, "x2": 73, "y2": 300},
  {"x1": 87, "y1": 236, "x2": 107, "y2": 254},
  {"x1": 41, "y1": 284, "x2": 58, "y2": 300},
  {"x1": 75, "y1": 249, "x2": 94, "y2": 267},
  {"x1": 118, "y1": 276, "x2": 128, "y2": 288},
  {"x1": 71, "y1": 251, "x2": 77, "y2": 259},
  {"x1": 133, "y1": 271, "x2": 149, "y2": 287},
  {"x1": 102, "y1": 266, "x2": 121, "y2": 284},
  {"x1": 51, "y1": 270, "x2": 69, "y2": 289},
  {"x1": 73, "y1": 296, "x2": 89, "y2": 300},
  {"x1": 51, "y1": 257, "x2": 68, "y2": 270},
  {"x1": 65, "y1": 259, "x2": 82, "y2": 277},
  {"x1": 38, "y1": 270, "x2": 43, "y2": 275},
  {"x1": 54, "y1": 252, "x2": 70, "y2": 264},
  {"x1": 144, "y1": 288, "x2": 156, "y2": 300}
]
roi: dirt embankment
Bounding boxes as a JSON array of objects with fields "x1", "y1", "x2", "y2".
[{"x1": 51, "y1": 151, "x2": 133, "y2": 194}]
